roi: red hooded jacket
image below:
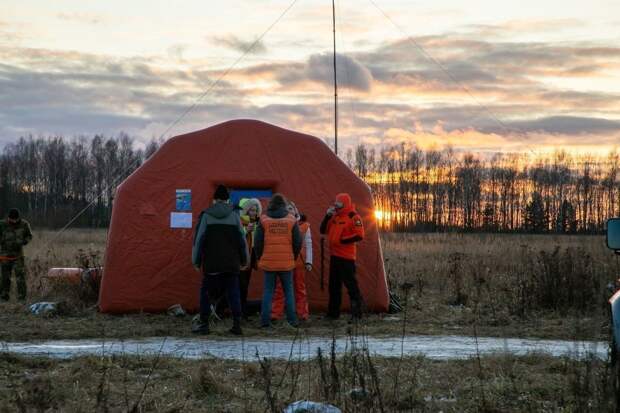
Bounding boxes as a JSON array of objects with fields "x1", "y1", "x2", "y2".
[{"x1": 321, "y1": 193, "x2": 365, "y2": 260}]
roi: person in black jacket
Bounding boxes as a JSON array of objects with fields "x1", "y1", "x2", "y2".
[{"x1": 192, "y1": 185, "x2": 248, "y2": 335}]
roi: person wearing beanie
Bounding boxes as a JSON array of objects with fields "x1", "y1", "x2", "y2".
[
  {"x1": 191, "y1": 185, "x2": 248, "y2": 335},
  {"x1": 0, "y1": 208, "x2": 33, "y2": 301},
  {"x1": 238, "y1": 198, "x2": 262, "y2": 317},
  {"x1": 254, "y1": 194, "x2": 302, "y2": 328},
  {"x1": 213, "y1": 184, "x2": 230, "y2": 201}
]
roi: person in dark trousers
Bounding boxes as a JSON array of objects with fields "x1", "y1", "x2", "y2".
[
  {"x1": 254, "y1": 193, "x2": 303, "y2": 328},
  {"x1": 192, "y1": 185, "x2": 248, "y2": 335},
  {"x1": 320, "y1": 193, "x2": 365, "y2": 321},
  {"x1": 0, "y1": 208, "x2": 33, "y2": 302}
]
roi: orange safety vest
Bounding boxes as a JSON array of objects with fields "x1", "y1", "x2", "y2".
[
  {"x1": 298, "y1": 221, "x2": 310, "y2": 266},
  {"x1": 258, "y1": 215, "x2": 296, "y2": 271}
]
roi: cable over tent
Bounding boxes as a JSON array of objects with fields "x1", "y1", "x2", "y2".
[{"x1": 99, "y1": 119, "x2": 389, "y2": 314}]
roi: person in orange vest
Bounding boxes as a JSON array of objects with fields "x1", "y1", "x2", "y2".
[
  {"x1": 320, "y1": 193, "x2": 365, "y2": 320},
  {"x1": 254, "y1": 193, "x2": 302, "y2": 328},
  {"x1": 271, "y1": 201, "x2": 312, "y2": 321}
]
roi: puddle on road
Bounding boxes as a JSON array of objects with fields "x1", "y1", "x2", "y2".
[{"x1": 1, "y1": 335, "x2": 607, "y2": 361}]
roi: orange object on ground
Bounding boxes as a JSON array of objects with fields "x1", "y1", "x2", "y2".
[
  {"x1": 45, "y1": 268, "x2": 103, "y2": 285},
  {"x1": 0, "y1": 256, "x2": 19, "y2": 262},
  {"x1": 99, "y1": 119, "x2": 388, "y2": 314},
  {"x1": 46, "y1": 268, "x2": 82, "y2": 284}
]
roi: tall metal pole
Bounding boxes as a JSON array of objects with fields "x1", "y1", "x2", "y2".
[{"x1": 332, "y1": 0, "x2": 338, "y2": 155}]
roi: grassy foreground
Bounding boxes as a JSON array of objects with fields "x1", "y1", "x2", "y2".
[
  {"x1": 0, "y1": 350, "x2": 617, "y2": 412},
  {"x1": 0, "y1": 230, "x2": 616, "y2": 341},
  {"x1": 2, "y1": 230, "x2": 619, "y2": 412}
]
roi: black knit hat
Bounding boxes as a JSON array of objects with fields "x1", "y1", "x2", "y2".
[
  {"x1": 213, "y1": 185, "x2": 230, "y2": 201},
  {"x1": 8, "y1": 208, "x2": 20, "y2": 219}
]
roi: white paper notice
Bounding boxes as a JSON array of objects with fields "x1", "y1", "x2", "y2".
[{"x1": 170, "y1": 212, "x2": 192, "y2": 228}]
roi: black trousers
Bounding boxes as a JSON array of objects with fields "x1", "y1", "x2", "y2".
[
  {"x1": 327, "y1": 256, "x2": 362, "y2": 318},
  {"x1": 0, "y1": 256, "x2": 26, "y2": 301},
  {"x1": 200, "y1": 272, "x2": 241, "y2": 321},
  {"x1": 239, "y1": 268, "x2": 251, "y2": 316}
]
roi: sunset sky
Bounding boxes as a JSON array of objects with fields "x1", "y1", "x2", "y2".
[{"x1": 2, "y1": 0, "x2": 619, "y2": 155}]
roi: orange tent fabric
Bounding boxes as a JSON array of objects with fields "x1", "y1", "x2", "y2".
[{"x1": 99, "y1": 119, "x2": 388, "y2": 313}]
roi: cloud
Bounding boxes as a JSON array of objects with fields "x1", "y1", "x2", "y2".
[
  {"x1": 167, "y1": 44, "x2": 188, "y2": 61},
  {"x1": 356, "y1": 35, "x2": 620, "y2": 95},
  {"x1": 504, "y1": 116, "x2": 620, "y2": 135},
  {"x1": 0, "y1": 51, "x2": 247, "y2": 145},
  {"x1": 57, "y1": 12, "x2": 106, "y2": 25},
  {"x1": 211, "y1": 34, "x2": 268, "y2": 54},
  {"x1": 1, "y1": 18, "x2": 620, "y2": 155},
  {"x1": 307, "y1": 53, "x2": 373, "y2": 91},
  {"x1": 273, "y1": 52, "x2": 373, "y2": 91},
  {"x1": 463, "y1": 19, "x2": 583, "y2": 38}
]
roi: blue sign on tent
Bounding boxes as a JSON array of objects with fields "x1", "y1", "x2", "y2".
[
  {"x1": 230, "y1": 189, "x2": 273, "y2": 206},
  {"x1": 176, "y1": 189, "x2": 192, "y2": 211}
]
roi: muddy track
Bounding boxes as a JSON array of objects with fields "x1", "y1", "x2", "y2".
[{"x1": 1, "y1": 334, "x2": 607, "y2": 361}]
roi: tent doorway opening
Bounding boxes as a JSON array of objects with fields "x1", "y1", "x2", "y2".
[{"x1": 229, "y1": 188, "x2": 273, "y2": 206}]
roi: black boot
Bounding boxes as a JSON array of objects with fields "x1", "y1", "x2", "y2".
[
  {"x1": 192, "y1": 317, "x2": 210, "y2": 335},
  {"x1": 348, "y1": 300, "x2": 363, "y2": 323},
  {"x1": 229, "y1": 317, "x2": 242, "y2": 335}
]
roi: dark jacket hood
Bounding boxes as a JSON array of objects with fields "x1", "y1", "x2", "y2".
[
  {"x1": 206, "y1": 201, "x2": 234, "y2": 219},
  {"x1": 266, "y1": 205, "x2": 289, "y2": 219}
]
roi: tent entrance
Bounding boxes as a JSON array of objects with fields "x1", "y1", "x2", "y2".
[{"x1": 230, "y1": 188, "x2": 273, "y2": 206}]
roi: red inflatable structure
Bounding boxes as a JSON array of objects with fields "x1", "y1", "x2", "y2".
[{"x1": 99, "y1": 119, "x2": 388, "y2": 313}]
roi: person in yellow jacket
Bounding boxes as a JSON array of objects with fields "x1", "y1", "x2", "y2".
[
  {"x1": 254, "y1": 194, "x2": 302, "y2": 328},
  {"x1": 238, "y1": 198, "x2": 261, "y2": 317}
]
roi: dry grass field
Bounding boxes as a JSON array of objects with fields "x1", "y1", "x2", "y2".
[
  {"x1": 0, "y1": 348, "x2": 615, "y2": 412},
  {"x1": 0, "y1": 230, "x2": 616, "y2": 341},
  {"x1": 1, "y1": 230, "x2": 619, "y2": 412}
]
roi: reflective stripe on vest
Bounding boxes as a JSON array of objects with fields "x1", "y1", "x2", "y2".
[{"x1": 258, "y1": 215, "x2": 296, "y2": 271}]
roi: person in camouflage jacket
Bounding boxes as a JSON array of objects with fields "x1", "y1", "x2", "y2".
[{"x1": 0, "y1": 208, "x2": 33, "y2": 301}]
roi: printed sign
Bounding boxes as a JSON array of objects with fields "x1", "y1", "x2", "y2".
[
  {"x1": 176, "y1": 189, "x2": 192, "y2": 211},
  {"x1": 170, "y1": 212, "x2": 192, "y2": 228}
]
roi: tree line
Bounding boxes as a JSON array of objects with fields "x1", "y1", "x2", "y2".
[
  {"x1": 345, "y1": 144, "x2": 619, "y2": 233},
  {"x1": 0, "y1": 134, "x2": 161, "y2": 227},
  {"x1": 1, "y1": 135, "x2": 619, "y2": 233}
]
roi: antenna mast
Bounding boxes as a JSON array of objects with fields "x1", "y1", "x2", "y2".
[{"x1": 332, "y1": 0, "x2": 338, "y2": 155}]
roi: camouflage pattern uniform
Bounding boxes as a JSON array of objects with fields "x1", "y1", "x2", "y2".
[{"x1": 0, "y1": 218, "x2": 33, "y2": 301}]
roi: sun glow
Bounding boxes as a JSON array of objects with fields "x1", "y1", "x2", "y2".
[{"x1": 374, "y1": 210, "x2": 384, "y2": 221}]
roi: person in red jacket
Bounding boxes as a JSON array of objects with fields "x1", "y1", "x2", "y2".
[{"x1": 320, "y1": 193, "x2": 365, "y2": 320}]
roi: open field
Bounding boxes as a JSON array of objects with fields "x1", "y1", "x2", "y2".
[
  {"x1": 0, "y1": 350, "x2": 616, "y2": 412},
  {"x1": 0, "y1": 230, "x2": 616, "y2": 341}
]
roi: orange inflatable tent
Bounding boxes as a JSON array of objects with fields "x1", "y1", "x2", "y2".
[{"x1": 99, "y1": 119, "x2": 388, "y2": 313}]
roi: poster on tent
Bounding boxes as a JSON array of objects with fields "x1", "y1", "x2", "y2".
[
  {"x1": 170, "y1": 212, "x2": 192, "y2": 228},
  {"x1": 175, "y1": 189, "x2": 192, "y2": 211}
]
